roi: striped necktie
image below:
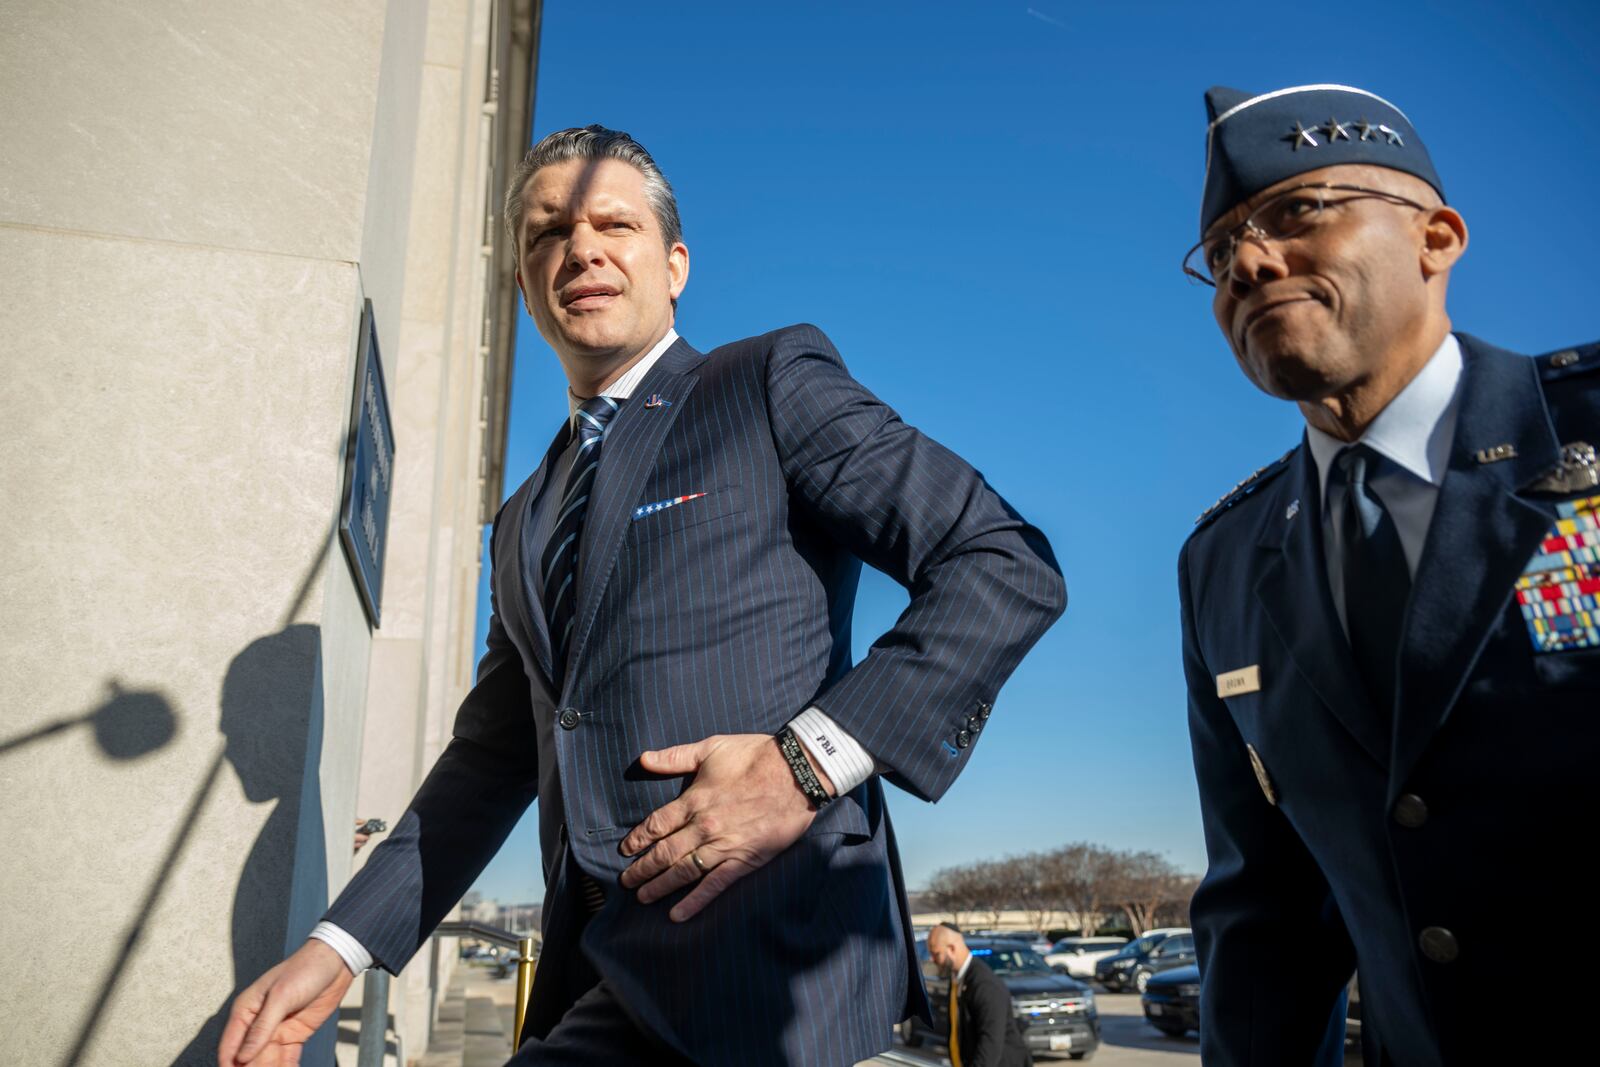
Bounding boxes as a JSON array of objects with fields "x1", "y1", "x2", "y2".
[
  {"x1": 1332, "y1": 444, "x2": 1412, "y2": 712},
  {"x1": 541, "y1": 394, "x2": 621, "y2": 690}
]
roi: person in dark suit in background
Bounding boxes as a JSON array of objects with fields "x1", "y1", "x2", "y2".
[
  {"x1": 219, "y1": 125, "x2": 1065, "y2": 1067},
  {"x1": 1178, "y1": 83, "x2": 1598, "y2": 1066},
  {"x1": 926, "y1": 924, "x2": 1031, "y2": 1067}
]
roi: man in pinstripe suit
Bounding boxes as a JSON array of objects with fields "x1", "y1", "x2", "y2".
[{"x1": 221, "y1": 125, "x2": 1065, "y2": 1067}]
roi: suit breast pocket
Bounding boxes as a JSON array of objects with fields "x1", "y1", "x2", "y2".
[{"x1": 626, "y1": 484, "x2": 746, "y2": 544}]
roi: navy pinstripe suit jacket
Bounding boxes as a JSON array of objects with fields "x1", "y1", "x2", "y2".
[{"x1": 323, "y1": 325, "x2": 1065, "y2": 1065}]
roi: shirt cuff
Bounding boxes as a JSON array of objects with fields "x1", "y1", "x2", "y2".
[
  {"x1": 788, "y1": 706, "x2": 877, "y2": 795},
  {"x1": 310, "y1": 921, "x2": 372, "y2": 976}
]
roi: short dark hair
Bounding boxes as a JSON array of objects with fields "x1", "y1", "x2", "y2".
[
  {"x1": 936, "y1": 921, "x2": 962, "y2": 934},
  {"x1": 503, "y1": 124, "x2": 683, "y2": 250}
]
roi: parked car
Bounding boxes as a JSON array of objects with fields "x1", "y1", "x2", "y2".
[
  {"x1": 904, "y1": 938, "x2": 1101, "y2": 1060},
  {"x1": 1141, "y1": 966, "x2": 1362, "y2": 1046},
  {"x1": 968, "y1": 928, "x2": 1054, "y2": 954},
  {"x1": 1094, "y1": 930, "x2": 1195, "y2": 993},
  {"x1": 1140, "y1": 964, "x2": 1200, "y2": 1035},
  {"x1": 1045, "y1": 937, "x2": 1129, "y2": 978}
]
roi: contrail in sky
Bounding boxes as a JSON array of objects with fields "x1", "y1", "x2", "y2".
[{"x1": 1026, "y1": 7, "x2": 1069, "y2": 30}]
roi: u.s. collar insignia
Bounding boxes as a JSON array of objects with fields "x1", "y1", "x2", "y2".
[
  {"x1": 1527, "y1": 442, "x2": 1598, "y2": 494},
  {"x1": 642, "y1": 393, "x2": 671, "y2": 409},
  {"x1": 1246, "y1": 744, "x2": 1277, "y2": 806}
]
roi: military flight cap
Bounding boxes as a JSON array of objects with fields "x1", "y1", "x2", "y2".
[{"x1": 1201, "y1": 83, "x2": 1446, "y2": 233}]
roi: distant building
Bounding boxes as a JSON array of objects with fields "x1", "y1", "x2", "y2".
[{"x1": 1, "y1": 3, "x2": 541, "y2": 1065}]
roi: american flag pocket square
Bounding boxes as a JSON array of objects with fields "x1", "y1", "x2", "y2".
[{"x1": 632, "y1": 492, "x2": 709, "y2": 521}]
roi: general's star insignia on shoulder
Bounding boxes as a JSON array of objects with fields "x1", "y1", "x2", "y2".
[
  {"x1": 1537, "y1": 340, "x2": 1599, "y2": 380},
  {"x1": 1195, "y1": 448, "x2": 1296, "y2": 526}
]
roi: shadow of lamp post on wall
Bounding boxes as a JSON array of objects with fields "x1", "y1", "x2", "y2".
[{"x1": 0, "y1": 678, "x2": 178, "y2": 761}]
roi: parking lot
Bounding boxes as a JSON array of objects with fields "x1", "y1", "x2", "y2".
[{"x1": 862, "y1": 993, "x2": 1199, "y2": 1066}]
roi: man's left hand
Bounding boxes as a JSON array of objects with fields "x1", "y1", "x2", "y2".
[{"x1": 620, "y1": 733, "x2": 832, "y2": 921}]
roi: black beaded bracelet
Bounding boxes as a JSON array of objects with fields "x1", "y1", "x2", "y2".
[{"x1": 775, "y1": 725, "x2": 833, "y2": 809}]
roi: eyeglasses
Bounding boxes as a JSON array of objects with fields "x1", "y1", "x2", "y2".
[{"x1": 1181, "y1": 182, "x2": 1431, "y2": 287}]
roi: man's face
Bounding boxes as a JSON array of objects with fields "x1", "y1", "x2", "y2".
[
  {"x1": 927, "y1": 929, "x2": 962, "y2": 975},
  {"x1": 515, "y1": 157, "x2": 689, "y2": 367},
  {"x1": 1208, "y1": 164, "x2": 1436, "y2": 402}
]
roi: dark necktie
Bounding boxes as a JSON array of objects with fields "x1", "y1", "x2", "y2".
[
  {"x1": 541, "y1": 394, "x2": 621, "y2": 690},
  {"x1": 1332, "y1": 444, "x2": 1412, "y2": 712}
]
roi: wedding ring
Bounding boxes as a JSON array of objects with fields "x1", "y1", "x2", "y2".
[{"x1": 690, "y1": 849, "x2": 708, "y2": 874}]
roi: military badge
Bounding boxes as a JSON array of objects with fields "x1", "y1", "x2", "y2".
[
  {"x1": 1246, "y1": 744, "x2": 1278, "y2": 806},
  {"x1": 1514, "y1": 492, "x2": 1600, "y2": 653},
  {"x1": 1526, "y1": 441, "x2": 1598, "y2": 494}
]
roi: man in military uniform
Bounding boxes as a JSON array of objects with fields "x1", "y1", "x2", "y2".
[{"x1": 1178, "y1": 83, "x2": 1597, "y2": 1065}]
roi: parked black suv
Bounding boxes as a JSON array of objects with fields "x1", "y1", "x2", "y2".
[
  {"x1": 1093, "y1": 930, "x2": 1195, "y2": 993},
  {"x1": 1140, "y1": 963, "x2": 1200, "y2": 1035},
  {"x1": 905, "y1": 938, "x2": 1101, "y2": 1059}
]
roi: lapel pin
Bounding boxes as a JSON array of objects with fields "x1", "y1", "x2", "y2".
[
  {"x1": 1285, "y1": 499, "x2": 1300, "y2": 522},
  {"x1": 642, "y1": 393, "x2": 671, "y2": 409},
  {"x1": 1474, "y1": 444, "x2": 1517, "y2": 464}
]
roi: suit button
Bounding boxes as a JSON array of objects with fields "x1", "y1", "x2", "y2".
[
  {"x1": 977, "y1": 701, "x2": 992, "y2": 720},
  {"x1": 1419, "y1": 927, "x2": 1459, "y2": 963},
  {"x1": 955, "y1": 730, "x2": 971, "y2": 749},
  {"x1": 558, "y1": 708, "x2": 580, "y2": 730},
  {"x1": 967, "y1": 714, "x2": 981, "y2": 731},
  {"x1": 1393, "y1": 794, "x2": 1429, "y2": 828}
]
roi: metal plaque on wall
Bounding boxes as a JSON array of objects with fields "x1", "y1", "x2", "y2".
[{"x1": 338, "y1": 299, "x2": 396, "y2": 627}]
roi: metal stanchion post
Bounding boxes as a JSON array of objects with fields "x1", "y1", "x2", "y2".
[
  {"x1": 513, "y1": 935, "x2": 537, "y2": 1048},
  {"x1": 356, "y1": 968, "x2": 390, "y2": 1067}
]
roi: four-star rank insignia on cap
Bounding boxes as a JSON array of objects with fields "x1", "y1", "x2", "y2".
[{"x1": 1514, "y1": 492, "x2": 1600, "y2": 653}]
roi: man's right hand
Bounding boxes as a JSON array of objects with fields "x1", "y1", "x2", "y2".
[{"x1": 218, "y1": 938, "x2": 355, "y2": 1066}]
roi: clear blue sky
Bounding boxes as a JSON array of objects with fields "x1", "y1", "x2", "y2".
[{"x1": 470, "y1": 0, "x2": 1599, "y2": 903}]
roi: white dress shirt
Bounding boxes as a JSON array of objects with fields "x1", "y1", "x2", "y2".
[
  {"x1": 312, "y1": 328, "x2": 877, "y2": 975},
  {"x1": 955, "y1": 951, "x2": 974, "y2": 988},
  {"x1": 1304, "y1": 333, "x2": 1464, "y2": 634}
]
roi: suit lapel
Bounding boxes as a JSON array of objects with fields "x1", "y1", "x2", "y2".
[
  {"x1": 1253, "y1": 441, "x2": 1391, "y2": 767},
  {"x1": 561, "y1": 338, "x2": 704, "y2": 696},
  {"x1": 510, "y1": 419, "x2": 574, "y2": 685},
  {"x1": 1392, "y1": 334, "x2": 1560, "y2": 788}
]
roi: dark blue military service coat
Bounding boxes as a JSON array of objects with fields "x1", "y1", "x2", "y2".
[{"x1": 1179, "y1": 333, "x2": 1598, "y2": 1066}]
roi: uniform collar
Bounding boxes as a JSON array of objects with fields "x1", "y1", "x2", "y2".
[
  {"x1": 1305, "y1": 331, "x2": 1463, "y2": 502},
  {"x1": 565, "y1": 327, "x2": 680, "y2": 424}
]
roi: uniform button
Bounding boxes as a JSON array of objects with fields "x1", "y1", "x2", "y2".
[
  {"x1": 558, "y1": 708, "x2": 580, "y2": 730},
  {"x1": 955, "y1": 730, "x2": 971, "y2": 749},
  {"x1": 1419, "y1": 927, "x2": 1459, "y2": 963},
  {"x1": 1393, "y1": 794, "x2": 1429, "y2": 829}
]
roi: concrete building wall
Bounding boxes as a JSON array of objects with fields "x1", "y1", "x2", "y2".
[{"x1": 0, "y1": 2, "x2": 534, "y2": 1063}]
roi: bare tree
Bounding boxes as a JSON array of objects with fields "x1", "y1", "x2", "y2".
[
  {"x1": 1105, "y1": 850, "x2": 1187, "y2": 935},
  {"x1": 926, "y1": 864, "x2": 984, "y2": 929},
  {"x1": 1039, "y1": 843, "x2": 1118, "y2": 935},
  {"x1": 1000, "y1": 853, "x2": 1054, "y2": 935},
  {"x1": 920, "y1": 843, "x2": 1200, "y2": 942}
]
